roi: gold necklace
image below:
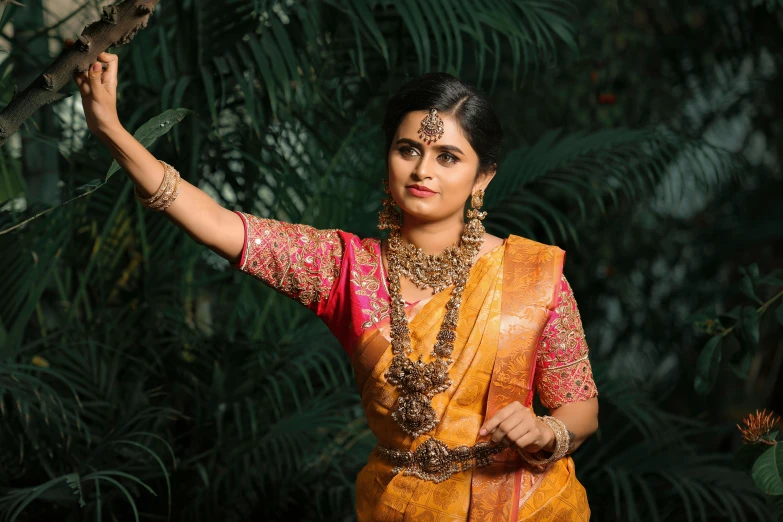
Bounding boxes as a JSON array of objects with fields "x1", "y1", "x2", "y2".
[
  {"x1": 384, "y1": 216, "x2": 485, "y2": 437},
  {"x1": 388, "y1": 231, "x2": 481, "y2": 294}
]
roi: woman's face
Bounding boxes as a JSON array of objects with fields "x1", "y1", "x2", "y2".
[{"x1": 387, "y1": 111, "x2": 494, "y2": 224}]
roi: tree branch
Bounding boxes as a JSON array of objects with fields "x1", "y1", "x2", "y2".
[{"x1": 0, "y1": 0, "x2": 160, "y2": 147}]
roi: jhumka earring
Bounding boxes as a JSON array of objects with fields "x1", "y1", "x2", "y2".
[
  {"x1": 378, "y1": 178, "x2": 402, "y2": 231},
  {"x1": 419, "y1": 108, "x2": 444, "y2": 144},
  {"x1": 465, "y1": 188, "x2": 487, "y2": 237}
]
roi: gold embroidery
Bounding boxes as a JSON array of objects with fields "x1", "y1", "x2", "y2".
[
  {"x1": 536, "y1": 275, "x2": 598, "y2": 408},
  {"x1": 350, "y1": 238, "x2": 391, "y2": 329},
  {"x1": 238, "y1": 213, "x2": 343, "y2": 307}
]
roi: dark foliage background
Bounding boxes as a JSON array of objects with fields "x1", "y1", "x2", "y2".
[{"x1": 0, "y1": 0, "x2": 781, "y2": 521}]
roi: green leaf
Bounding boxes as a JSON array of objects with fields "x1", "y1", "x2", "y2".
[
  {"x1": 776, "y1": 302, "x2": 783, "y2": 327},
  {"x1": 105, "y1": 108, "x2": 194, "y2": 181},
  {"x1": 110, "y1": 439, "x2": 172, "y2": 518},
  {"x1": 694, "y1": 336, "x2": 722, "y2": 394},
  {"x1": 7, "y1": 474, "x2": 81, "y2": 520},
  {"x1": 738, "y1": 305, "x2": 760, "y2": 352},
  {"x1": 748, "y1": 263, "x2": 761, "y2": 283},
  {"x1": 65, "y1": 473, "x2": 85, "y2": 507},
  {"x1": 740, "y1": 273, "x2": 760, "y2": 303},
  {"x1": 486, "y1": 127, "x2": 743, "y2": 244},
  {"x1": 89, "y1": 476, "x2": 141, "y2": 522},
  {"x1": 738, "y1": 264, "x2": 762, "y2": 303},
  {"x1": 751, "y1": 444, "x2": 783, "y2": 495}
]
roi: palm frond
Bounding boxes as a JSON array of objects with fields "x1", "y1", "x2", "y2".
[{"x1": 486, "y1": 127, "x2": 748, "y2": 244}]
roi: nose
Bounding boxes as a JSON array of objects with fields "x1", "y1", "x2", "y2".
[{"x1": 412, "y1": 154, "x2": 434, "y2": 181}]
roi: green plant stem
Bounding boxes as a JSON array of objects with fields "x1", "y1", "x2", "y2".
[{"x1": 717, "y1": 288, "x2": 783, "y2": 337}]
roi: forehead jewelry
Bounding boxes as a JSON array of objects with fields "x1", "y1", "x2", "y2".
[{"x1": 418, "y1": 108, "x2": 444, "y2": 144}]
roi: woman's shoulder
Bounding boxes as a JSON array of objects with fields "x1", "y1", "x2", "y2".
[
  {"x1": 483, "y1": 233, "x2": 505, "y2": 250},
  {"x1": 503, "y1": 233, "x2": 564, "y2": 253}
]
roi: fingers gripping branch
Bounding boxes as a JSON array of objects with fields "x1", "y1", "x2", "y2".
[{"x1": 0, "y1": 0, "x2": 160, "y2": 147}]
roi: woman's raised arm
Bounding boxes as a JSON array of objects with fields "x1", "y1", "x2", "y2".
[
  {"x1": 70, "y1": 43, "x2": 346, "y2": 313},
  {"x1": 97, "y1": 125, "x2": 244, "y2": 262},
  {"x1": 67, "y1": 40, "x2": 243, "y2": 263}
]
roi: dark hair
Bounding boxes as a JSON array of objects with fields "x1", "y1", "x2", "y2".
[{"x1": 382, "y1": 72, "x2": 503, "y2": 175}]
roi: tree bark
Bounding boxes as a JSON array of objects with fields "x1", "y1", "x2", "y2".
[{"x1": 0, "y1": 0, "x2": 160, "y2": 147}]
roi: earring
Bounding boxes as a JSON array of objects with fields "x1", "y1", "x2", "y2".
[
  {"x1": 378, "y1": 179, "x2": 402, "y2": 231},
  {"x1": 465, "y1": 189, "x2": 487, "y2": 240},
  {"x1": 467, "y1": 189, "x2": 487, "y2": 221}
]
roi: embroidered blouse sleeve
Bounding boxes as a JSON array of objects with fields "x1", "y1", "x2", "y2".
[
  {"x1": 534, "y1": 275, "x2": 598, "y2": 409},
  {"x1": 231, "y1": 211, "x2": 344, "y2": 310}
]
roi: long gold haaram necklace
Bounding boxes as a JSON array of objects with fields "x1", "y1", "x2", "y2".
[{"x1": 384, "y1": 191, "x2": 487, "y2": 437}]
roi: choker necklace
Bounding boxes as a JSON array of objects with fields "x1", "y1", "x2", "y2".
[
  {"x1": 384, "y1": 209, "x2": 486, "y2": 437},
  {"x1": 387, "y1": 229, "x2": 483, "y2": 294}
]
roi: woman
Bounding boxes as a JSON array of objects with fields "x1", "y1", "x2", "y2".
[{"x1": 68, "y1": 40, "x2": 599, "y2": 521}]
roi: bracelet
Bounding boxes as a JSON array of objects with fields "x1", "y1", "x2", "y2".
[
  {"x1": 517, "y1": 415, "x2": 570, "y2": 466},
  {"x1": 134, "y1": 160, "x2": 181, "y2": 211}
]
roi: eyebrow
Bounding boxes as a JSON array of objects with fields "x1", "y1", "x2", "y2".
[{"x1": 396, "y1": 138, "x2": 464, "y2": 156}]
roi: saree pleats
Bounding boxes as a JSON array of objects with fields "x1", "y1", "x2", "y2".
[{"x1": 351, "y1": 237, "x2": 590, "y2": 521}]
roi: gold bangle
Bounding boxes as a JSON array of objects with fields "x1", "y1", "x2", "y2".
[
  {"x1": 135, "y1": 160, "x2": 181, "y2": 211},
  {"x1": 146, "y1": 161, "x2": 180, "y2": 210},
  {"x1": 149, "y1": 168, "x2": 180, "y2": 211},
  {"x1": 517, "y1": 415, "x2": 570, "y2": 466},
  {"x1": 134, "y1": 160, "x2": 172, "y2": 205}
]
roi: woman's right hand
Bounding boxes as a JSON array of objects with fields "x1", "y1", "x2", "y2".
[{"x1": 64, "y1": 38, "x2": 122, "y2": 138}]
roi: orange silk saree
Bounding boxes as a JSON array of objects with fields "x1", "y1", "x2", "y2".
[
  {"x1": 230, "y1": 213, "x2": 595, "y2": 521},
  {"x1": 351, "y1": 236, "x2": 590, "y2": 521}
]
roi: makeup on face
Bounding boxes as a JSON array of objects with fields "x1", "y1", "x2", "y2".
[
  {"x1": 388, "y1": 111, "x2": 482, "y2": 219},
  {"x1": 395, "y1": 138, "x2": 464, "y2": 163},
  {"x1": 406, "y1": 184, "x2": 438, "y2": 198}
]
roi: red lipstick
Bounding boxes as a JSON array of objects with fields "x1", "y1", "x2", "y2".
[{"x1": 406, "y1": 184, "x2": 437, "y2": 198}]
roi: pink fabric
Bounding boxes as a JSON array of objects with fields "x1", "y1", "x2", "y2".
[
  {"x1": 318, "y1": 231, "x2": 391, "y2": 352},
  {"x1": 232, "y1": 211, "x2": 391, "y2": 354},
  {"x1": 231, "y1": 211, "x2": 597, "y2": 408},
  {"x1": 533, "y1": 275, "x2": 598, "y2": 408}
]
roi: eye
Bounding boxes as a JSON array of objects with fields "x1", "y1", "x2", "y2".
[
  {"x1": 398, "y1": 146, "x2": 418, "y2": 157},
  {"x1": 439, "y1": 153, "x2": 458, "y2": 165}
]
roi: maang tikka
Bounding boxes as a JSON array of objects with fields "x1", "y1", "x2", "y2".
[{"x1": 419, "y1": 108, "x2": 444, "y2": 144}]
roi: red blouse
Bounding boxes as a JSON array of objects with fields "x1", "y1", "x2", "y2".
[{"x1": 231, "y1": 211, "x2": 598, "y2": 409}]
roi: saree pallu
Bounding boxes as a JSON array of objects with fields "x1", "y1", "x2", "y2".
[{"x1": 351, "y1": 237, "x2": 589, "y2": 521}]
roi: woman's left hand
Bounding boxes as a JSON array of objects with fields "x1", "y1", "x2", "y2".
[{"x1": 479, "y1": 401, "x2": 555, "y2": 454}]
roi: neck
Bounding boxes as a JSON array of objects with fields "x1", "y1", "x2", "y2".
[{"x1": 398, "y1": 212, "x2": 466, "y2": 255}]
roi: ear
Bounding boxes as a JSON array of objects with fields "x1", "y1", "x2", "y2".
[{"x1": 473, "y1": 165, "x2": 497, "y2": 193}]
